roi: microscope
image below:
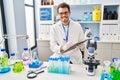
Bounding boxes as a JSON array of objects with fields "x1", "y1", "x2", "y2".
[{"x1": 83, "y1": 28, "x2": 100, "y2": 76}]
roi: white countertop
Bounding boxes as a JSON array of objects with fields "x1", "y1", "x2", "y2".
[{"x1": 0, "y1": 62, "x2": 102, "y2": 80}]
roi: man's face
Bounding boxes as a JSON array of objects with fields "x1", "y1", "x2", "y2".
[{"x1": 58, "y1": 7, "x2": 70, "y2": 25}]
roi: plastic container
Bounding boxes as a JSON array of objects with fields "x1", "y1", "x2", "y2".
[
  {"x1": 92, "y1": 6, "x2": 101, "y2": 22},
  {"x1": 0, "y1": 48, "x2": 11, "y2": 73},
  {"x1": 82, "y1": 12, "x2": 88, "y2": 21},
  {"x1": 48, "y1": 56, "x2": 70, "y2": 74},
  {"x1": 22, "y1": 48, "x2": 31, "y2": 65},
  {"x1": 0, "y1": 48, "x2": 9, "y2": 67},
  {"x1": 9, "y1": 53, "x2": 16, "y2": 66},
  {"x1": 88, "y1": 12, "x2": 92, "y2": 21},
  {"x1": 29, "y1": 60, "x2": 43, "y2": 68}
]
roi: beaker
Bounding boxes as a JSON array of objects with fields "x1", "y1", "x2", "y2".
[{"x1": 103, "y1": 60, "x2": 111, "y2": 74}]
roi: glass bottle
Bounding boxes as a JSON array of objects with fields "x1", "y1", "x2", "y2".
[
  {"x1": 108, "y1": 11, "x2": 113, "y2": 20},
  {"x1": 103, "y1": 60, "x2": 111, "y2": 74},
  {"x1": 103, "y1": 8, "x2": 108, "y2": 20},
  {"x1": 0, "y1": 48, "x2": 8, "y2": 67},
  {"x1": 82, "y1": 12, "x2": 88, "y2": 21},
  {"x1": 0, "y1": 48, "x2": 11, "y2": 73},
  {"x1": 22, "y1": 48, "x2": 31, "y2": 65},
  {"x1": 88, "y1": 12, "x2": 92, "y2": 21},
  {"x1": 113, "y1": 11, "x2": 118, "y2": 20},
  {"x1": 9, "y1": 53, "x2": 16, "y2": 66}
]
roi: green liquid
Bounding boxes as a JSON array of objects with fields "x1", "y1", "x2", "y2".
[
  {"x1": 1, "y1": 56, "x2": 8, "y2": 67},
  {"x1": 110, "y1": 66, "x2": 120, "y2": 80},
  {"x1": 112, "y1": 69, "x2": 120, "y2": 80},
  {"x1": 110, "y1": 66, "x2": 115, "y2": 74}
]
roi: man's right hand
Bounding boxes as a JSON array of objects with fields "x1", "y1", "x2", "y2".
[{"x1": 61, "y1": 42, "x2": 73, "y2": 53}]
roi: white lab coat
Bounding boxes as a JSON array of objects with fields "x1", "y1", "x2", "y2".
[{"x1": 50, "y1": 20, "x2": 86, "y2": 64}]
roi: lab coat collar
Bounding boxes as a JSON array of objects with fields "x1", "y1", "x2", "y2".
[{"x1": 57, "y1": 19, "x2": 74, "y2": 27}]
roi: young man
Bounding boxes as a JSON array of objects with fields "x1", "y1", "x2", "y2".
[{"x1": 50, "y1": 2, "x2": 88, "y2": 64}]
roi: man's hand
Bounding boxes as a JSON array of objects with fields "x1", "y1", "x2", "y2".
[{"x1": 62, "y1": 41, "x2": 73, "y2": 51}]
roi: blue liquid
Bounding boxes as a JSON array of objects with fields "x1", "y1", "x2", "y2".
[{"x1": 0, "y1": 67, "x2": 11, "y2": 74}]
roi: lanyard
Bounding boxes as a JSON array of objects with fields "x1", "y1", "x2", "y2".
[{"x1": 62, "y1": 22, "x2": 70, "y2": 42}]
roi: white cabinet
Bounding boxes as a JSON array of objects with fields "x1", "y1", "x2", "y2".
[
  {"x1": 37, "y1": 40, "x2": 53, "y2": 61},
  {"x1": 100, "y1": 3, "x2": 120, "y2": 42},
  {"x1": 111, "y1": 43, "x2": 120, "y2": 59},
  {"x1": 95, "y1": 43, "x2": 112, "y2": 64},
  {"x1": 95, "y1": 42, "x2": 120, "y2": 64},
  {"x1": 111, "y1": 49, "x2": 120, "y2": 59}
]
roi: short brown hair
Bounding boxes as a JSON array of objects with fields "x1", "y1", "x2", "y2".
[{"x1": 57, "y1": 2, "x2": 70, "y2": 13}]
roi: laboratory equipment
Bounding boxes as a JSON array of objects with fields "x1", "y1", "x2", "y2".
[
  {"x1": 13, "y1": 61, "x2": 24, "y2": 73},
  {"x1": 88, "y1": 12, "x2": 92, "y2": 21},
  {"x1": 28, "y1": 51, "x2": 42, "y2": 68},
  {"x1": 101, "y1": 58, "x2": 120, "y2": 80},
  {"x1": 22, "y1": 48, "x2": 31, "y2": 65},
  {"x1": 103, "y1": 60, "x2": 111, "y2": 74},
  {"x1": 94, "y1": 36, "x2": 100, "y2": 41},
  {"x1": 100, "y1": 73, "x2": 112, "y2": 80},
  {"x1": 0, "y1": 48, "x2": 8, "y2": 67},
  {"x1": 27, "y1": 70, "x2": 44, "y2": 79},
  {"x1": 110, "y1": 58, "x2": 120, "y2": 80},
  {"x1": 100, "y1": 61, "x2": 112, "y2": 80},
  {"x1": 84, "y1": 27, "x2": 92, "y2": 39},
  {"x1": 0, "y1": 48, "x2": 11, "y2": 73},
  {"x1": 83, "y1": 39, "x2": 100, "y2": 76},
  {"x1": 103, "y1": 8, "x2": 108, "y2": 20},
  {"x1": 108, "y1": 11, "x2": 113, "y2": 20},
  {"x1": 48, "y1": 56, "x2": 71, "y2": 74},
  {"x1": 1, "y1": 34, "x2": 30, "y2": 54},
  {"x1": 32, "y1": 52, "x2": 39, "y2": 60},
  {"x1": 29, "y1": 60, "x2": 43, "y2": 68},
  {"x1": 9, "y1": 53, "x2": 17, "y2": 66},
  {"x1": 0, "y1": 35, "x2": 29, "y2": 73},
  {"x1": 113, "y1": 11, "x2": 118, "y2": 20},
  {"x1": 27, "y1": 66, "x2": 47, "y2": 79},
  {"x1": 82, "y1": 12, "x2": 88, "y2": 21},
  {"x1": 0, "y1": 67, "x2": 11, "y2": 74},
  {"x1": 92, "y1": 6, "x2": 101, "y2": 22}
]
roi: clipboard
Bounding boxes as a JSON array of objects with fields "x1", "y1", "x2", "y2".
[{"x1": 62, "y1": 39, "x2": 88, "y2": 53}]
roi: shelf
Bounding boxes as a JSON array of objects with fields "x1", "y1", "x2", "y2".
[
  {"x1": 103, "y1": 3, "x2": 120, "y2": 6},
  {"x1": 39, "y1": 3, "x2": 120, "y2": 43},
  {"x1": 70, "y1": 3, "x2": 101, "y2": 6},
  {"x1": 54, "y1": 3, "x2": 101, "y2": 7},
  {"x1": 98, "y1": 40, "x2": 120, "y2": 43},
  {"x1": 102, "y1": 20, "x2": 119, "y2": 24},
  {"x1": 79, "y1": 21, "x2": 101, "y2": 23}
]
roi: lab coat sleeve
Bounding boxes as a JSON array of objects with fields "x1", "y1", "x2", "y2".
[
  {"x1": 78, "y1": 23, "x2": 86, "y2": 48},
  {"x1": 78, "y1": 23, "x2": 88, "y2": 59},
  {"x1": 50, "y1": 25, "x2": 61, "y2": 54}
]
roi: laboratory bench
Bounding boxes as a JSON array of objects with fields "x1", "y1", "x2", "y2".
[{"x1": 0, "y1": 62, "x2": 102, "y2": 80}]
